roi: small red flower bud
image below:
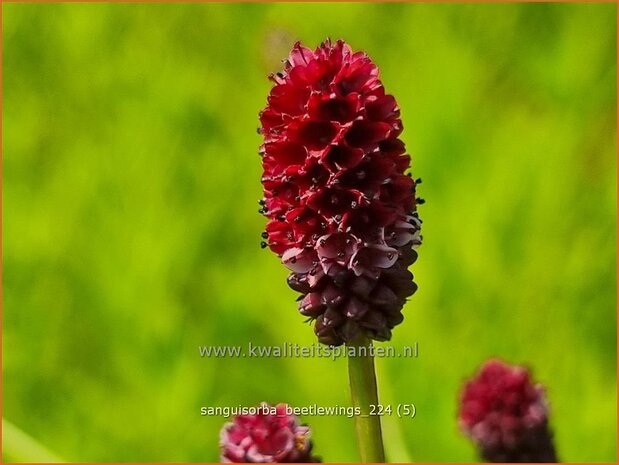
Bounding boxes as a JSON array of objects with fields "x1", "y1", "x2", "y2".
[
  {"x1": 458, "y1": 359, "x2": 558, "y2": 462},
  {"x1": 259, "y1": 39, "x2": 422, "y2": 345},
  {"x1": 219, "y1": 402, "x2": 319, "y2": 463}
]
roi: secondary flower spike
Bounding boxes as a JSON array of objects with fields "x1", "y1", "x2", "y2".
[
  {"x1": 458, "y1": 359, "x2": 558, "y2": 463},
  {"x1": 259, "y1": 39, "x2": 422, "y2": 345},
  {"x1": 219, "y1": 402, "x2": 319, "y2": 463}
]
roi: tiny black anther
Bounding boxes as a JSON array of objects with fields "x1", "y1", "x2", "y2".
[
  {"x1": 294, "y1": 216, "x2": 302, "y2": 223},
  {"x1": 290, "y1": 257, "x2": 297, "y2": 264},
  {"x1": 416, "y1": 198, "x2": 426, "y2": 205},
  {"x1": 277, "y1": 215, "x2": 285, "y2": 221},
  {"x1": 407, "y1": 173, "x2": 412, "y2": 177},
  {"x1": 319, "y1": 239, "x2": 326, "y2": 246},
  {"x1": 258, "y1": 199, "x2": 265, "y2": 206},
  {"x1": 261, "y1": 232, "x2": 268, "y2": 239},
  {"x1": 260, "y1": 242, "x2": 268, "y2": 249},
  {"x1": 415, "y1": 178, "x2": 422, "y2": 184},
  {"x1": 256, "y1": 127, "x2": 262, "y2": 134},
  {"x1": 387, "y1": 252, "x2": 394, "y2": 260},
  {"x1": 351, "y1": 201, "x2": 358, "y2": 209}
]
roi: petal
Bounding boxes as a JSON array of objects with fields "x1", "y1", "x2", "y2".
[
  {"x1": 290, "y1": 120, "x2": 338, "y2": 150},
  {"x1": 321, "y1": 144, "x2": 364, "y2": 172},
  {"x1": 366, "y1": 94, "x2": 399, "y2": 121},
  {"x1": 320, "y1": 285, "x2": 346, "y2": 307},
  {"x1": 287, "y1": 273, "x2": 311, "y2": 294},
  {"x1": 308, "y1": 93, "x2": 359, "y2": 123},
  {"x1": 265, "y1": 141, "x2": 307, "y2": 168},
  {"x1": 345, "y1": 121, "x2": 391, "y2": 148},
  {"x1": 321, "y1": 306, "x2": 344, "y2": 327},
  {"x1": 350, "y1": 244, "x2": 398, "y2": 276},
  {"x1": 288, "y1": 42, "x2": 313, "y2": 67},
  {"x1": 349, "y1": 275, "x2": 376, "y2": 298},
  {"x1": 345, "y1": 296, "x2": 370, "y2": 320},
  {"x1": 370, "y1": 283, "x2": 400, "y2": 307},
  {"x1": 268, "y1": 83, "x2": 310, "y2": 116},
  {"x1": 299, "y1": 292, "x2": 325, "y2": 317},
  {"x1": 368, "y1": 243, "x2": 399, "y2": 268},
  {"x1": 282, "y1": 247, "x2": 315, "y2": 273}
]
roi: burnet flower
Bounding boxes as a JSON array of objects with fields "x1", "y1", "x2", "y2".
[
  {"x1": 219, "y1": 402, "x2": 319, "y2": 463},
  {"x1": 259, "y1": 39, "x2": 422, "y2": 346},
  {"x1": 458, "y1": 359, "x2": 558, "y2": 463}
]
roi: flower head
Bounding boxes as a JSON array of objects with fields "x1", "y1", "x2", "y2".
[
  {"x1": 458, "y1": 359, "x2": 557, "y2": 462},
  {"x1": 259, "y1": 39, "x2": 422, "y2": 345},
  {"x1": 220, "y1": 402, "x2": 318, "y2": 463}
]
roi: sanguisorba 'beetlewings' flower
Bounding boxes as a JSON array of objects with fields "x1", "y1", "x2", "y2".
[
  {"x1": 220, "y1": 402, "x2": 319, "y2": 463},
  {"x1": 259, "y1": 40, "x2": 422, "y2": 346},
  {"x1": 458, "y1": 359, "x2": 558, "y2": 463}
]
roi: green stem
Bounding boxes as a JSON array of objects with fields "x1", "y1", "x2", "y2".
[{"x1": 347, "y1": 336, "x2": 385, "y2": 463}]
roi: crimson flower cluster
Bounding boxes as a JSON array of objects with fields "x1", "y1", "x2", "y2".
[
  {"x1": 219, "y1": 403, "x2": 319, "y2": 463},
  {"x1": 458, "y1": 359, "x2": 557, "y2": 463},
  {"x1": 259, "y1": 39, "x2": 422, "y2": 345}
]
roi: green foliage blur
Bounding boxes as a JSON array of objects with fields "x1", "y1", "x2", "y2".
[{"x1": 3, "y1": 2, "x2": 616, "y2": 463}]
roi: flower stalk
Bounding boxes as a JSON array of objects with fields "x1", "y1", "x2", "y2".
[{"x1": 348, "y1": 335, "x2": 385, "y2": 463}]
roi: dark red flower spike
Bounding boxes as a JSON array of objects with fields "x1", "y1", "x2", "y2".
[{"x1": 259, "y1": 39, "x2": 422, "y2": 346}]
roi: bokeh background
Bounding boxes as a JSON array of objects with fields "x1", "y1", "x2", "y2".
[{"x1": 3, "y1": 2, "x2": 617, "y2": 463}]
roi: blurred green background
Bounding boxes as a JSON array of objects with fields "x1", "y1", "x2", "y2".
[{"x1": 2, "y1": 2, "x2": 616, "y2": 463}]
